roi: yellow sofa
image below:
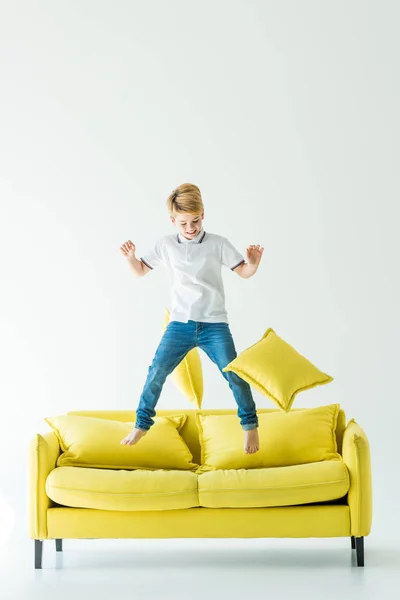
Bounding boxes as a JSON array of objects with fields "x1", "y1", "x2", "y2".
[{"x1": 28, "y1": 408, "x2": 372, "y2": 568}]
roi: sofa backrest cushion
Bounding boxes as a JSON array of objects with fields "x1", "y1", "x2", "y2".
[
  {"x1": 46, "y1": 414, "x2": 198, "y2": 470},
  {"x1": 196, "y1": 404, "x2": 341, "y2": 471},
  {"x1": 68, "y1": 407, "x2": 346, "y2": 467}
]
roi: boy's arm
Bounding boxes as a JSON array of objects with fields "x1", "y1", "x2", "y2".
[
  {"x1": 234, "y1": 244, "x2": 264, "y2": 278},
  {"x1": 120, "y1": 238, "x2": 162, "y2": 277},
  {"x1": 233, "y1": 262, "x2": 259, "y2": 279},
  {"x1": 127, "y1": 257, "x2": 151, "y2": 277}
]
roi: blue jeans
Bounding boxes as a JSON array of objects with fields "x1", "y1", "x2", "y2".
[{"x1": 135, "y1": 320, "x2": 258, "y2": 431}]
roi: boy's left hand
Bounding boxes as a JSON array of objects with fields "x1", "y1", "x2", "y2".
[{"x1": 246, "y1": 244, "x2": 264, "y2": 265}]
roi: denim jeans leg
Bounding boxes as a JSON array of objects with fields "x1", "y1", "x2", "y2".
[
  {"x1": 135, "y1": 321, "x2": 196, "y2": 431},
  {"x1": 198, "y1": 322, "x2": 258, "y2": 430}
]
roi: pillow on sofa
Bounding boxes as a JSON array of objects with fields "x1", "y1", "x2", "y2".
[
  {"x1": 163, "y1": 308, "x2": 203, "y2": 408},
  {"x1": 196, "y1": 404, "x2": 341, "y2": 472},
  {"x1": 45, "y1": 414, "x2": 198, "y2": 471},
  {"x1": 222, "y1": 328, "x2": 333, "y2": 412}
]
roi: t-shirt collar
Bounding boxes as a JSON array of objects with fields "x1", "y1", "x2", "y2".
[{"x1": 177, "y1": 228, "x2": 206, "y2": 244}]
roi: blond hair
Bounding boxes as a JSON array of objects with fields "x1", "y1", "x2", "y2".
[{"x1": 167, "y1": 183, "x2": 204, "y2": 216}]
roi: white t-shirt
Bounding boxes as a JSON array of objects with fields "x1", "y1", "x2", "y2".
[{"x1": 140, "y1": 229, "x2": 245, "y2": 323}]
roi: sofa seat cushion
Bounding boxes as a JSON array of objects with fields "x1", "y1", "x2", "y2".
[
  {"x1": 198, "y1": 460, "x2": 349, "y2": 508},
  {"x1": 46, "y1": 467, "x2": 199, "y2": 511}
]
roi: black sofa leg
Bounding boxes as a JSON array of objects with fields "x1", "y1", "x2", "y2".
[
  {"x1": 56, "y1": 539, "x2": 63, "y2": 552},
  {"x1": 355, "y1": 536, "x2": 364, "y2": 567},
  {"x1": 35, "y1": 540, "x2": 43, "y2": 569},
  {"x1": 351, "y1": 536, "x2": 356, "y2": 550}
]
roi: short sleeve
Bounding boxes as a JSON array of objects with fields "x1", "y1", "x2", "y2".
[
  {"x1": 140, "y1": 238, "x2": 164, "y2": 270},
  {"x1": 221, "y1": 237, "x2": 245, "y2": 270}
]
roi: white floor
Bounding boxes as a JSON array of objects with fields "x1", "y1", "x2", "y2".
[{"x1": 1, "y1": 530, "x2": 399, "y2": 600}]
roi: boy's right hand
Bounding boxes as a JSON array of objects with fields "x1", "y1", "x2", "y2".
[{"x1": 120, "y1": 240, "x2": 136, "y2": 260}]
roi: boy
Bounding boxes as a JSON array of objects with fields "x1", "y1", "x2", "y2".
[{"x1": 119, "y1": 183, "x2": 264, "y2": 454}]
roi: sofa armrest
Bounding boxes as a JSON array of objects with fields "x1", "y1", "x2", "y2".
[
  {"x1": 342, "y1": 419, "x2": 372, "y2": 537},
  {"x1": 28, "y1": 432, "x2": 60, "y2": 540}
]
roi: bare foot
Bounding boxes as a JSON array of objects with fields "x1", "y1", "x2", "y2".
[
  {"x1": 120, "y1": 428, "x2": 147, "y2": 446},
  {"x1": 244, "y1": 428, "x2": 259, "y2": 454}
]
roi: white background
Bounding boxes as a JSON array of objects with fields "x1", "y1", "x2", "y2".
[{"x1": 0, "y1": 0, "x2": 399, "y2": 578}]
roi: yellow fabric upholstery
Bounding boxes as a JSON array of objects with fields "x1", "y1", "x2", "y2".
[
  {"x1": 46, "y1": 505, "x2": 351, "y2": 539},
  {"x1": 46, "y1": 467, "x2": 199, "y2": 511},
  {"x1": 45, "y1": 414, "x2": 198, "y2": 471},
  {"x1": 198, "y1": 460, "x2": 349, "y2": 508},
  {"x1": 45, "y1": 461, "x2": 349, "y2": 513},
  {"x1": 342, "y1": 419, "x2": 372, "y2": 537},
  {"x1": 222, "y1": 328, "x2": 333, "y2": 411},
  {"x1": 28, "y1": 432, "x2": 60, "y2": 539},
  {"x1": 66, "y1": 408, "x2": 347, "y2": 467},
  {"x1": 335, "y1": 409, "x2": 346, "y2": 455},
  {"x1": 28, "y1": 408, "x2": 370, "y2": 545},
  {"x1": 163, "y1": 308, "x2": 203, "y2": 408},
  {"x1": 196, "y1": 404, "x2": 341, "y2": 472}
]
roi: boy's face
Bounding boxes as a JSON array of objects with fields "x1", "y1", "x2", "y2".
[{"x1": 170, "y1": 212, "x2": 204, "y2": 240}]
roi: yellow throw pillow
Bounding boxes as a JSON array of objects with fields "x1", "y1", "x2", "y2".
[
  {"x1": 196, "y1": 404, "x2": 341, "y2": 472},
  {"x1": 163, "y1": 308, "x2": 203, "y2": 408},
  {"x1": 45, "y1": 414, "x2": 198, "y2": 471},
  {"x1": 223, "y1": 328, "x2": 333, "y2": 412}
]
